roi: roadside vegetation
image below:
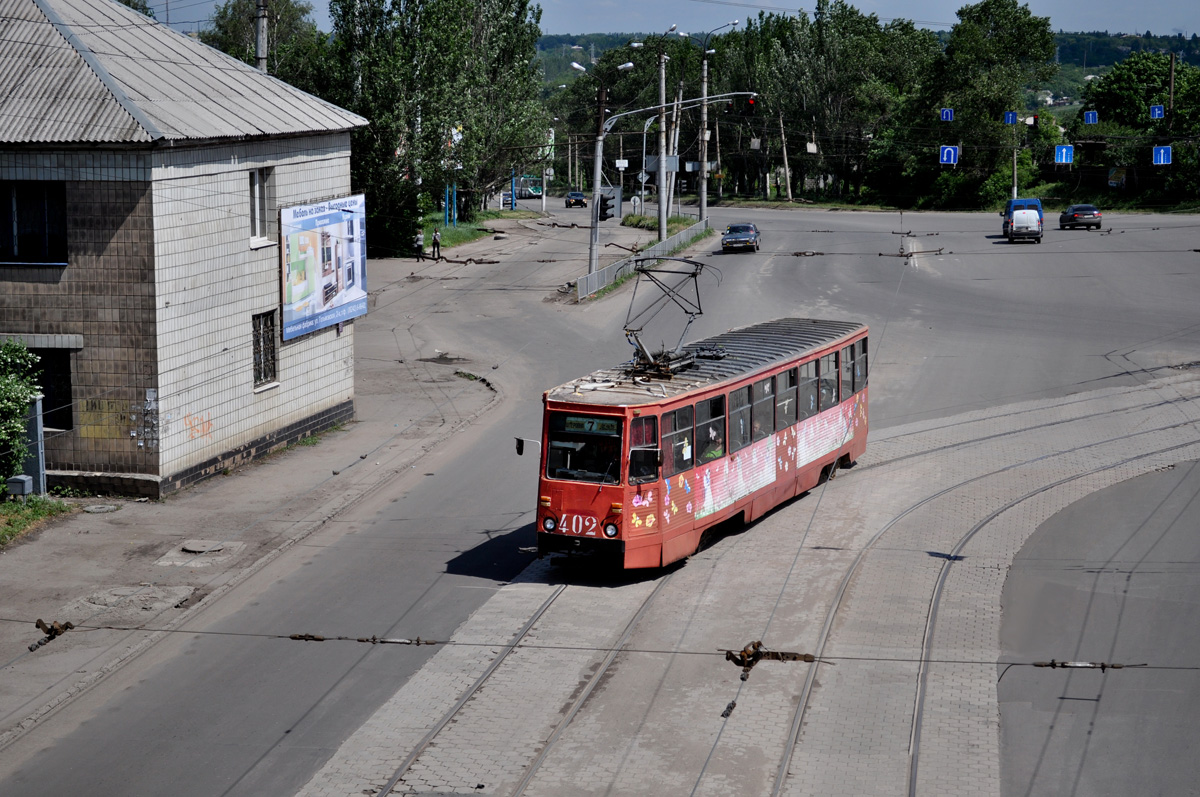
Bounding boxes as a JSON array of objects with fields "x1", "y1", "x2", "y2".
[
  {"x1": 1, "y1": 495, "x2": 75, "y2": 548},
  {"x1": 421, "y1": 209, "x2": 540, "y2": 255}
]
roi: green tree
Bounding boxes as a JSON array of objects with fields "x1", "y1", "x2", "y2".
[
  {"x1": 769, "y1": 1, "x2": 939, "y2": 200},
  {"x1": 118, "y1": 0, "x2": 155, "y2": 17},
  {"x1": 1080, "y1": 51, "x2": 1200, "y2": 133},
  {"x1": 199, "y1": 0, "x2": 328, "y2": 94},
  {"x1": 0, "y1": 340, "x2": 39, "y2": 480},
  {"x1": 321, "y1": 0, "x2": 548, "y2": 255},
  {"x1": 904, "y1": 0, "x2": 1057, "y2": 207}
]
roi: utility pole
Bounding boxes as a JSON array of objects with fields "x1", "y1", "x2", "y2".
[
  {"x1": 254, "y1": 0, "x2": 267, "y2": 72},
  {"x1": 657, "y1": 49, "x2": 668, "y2": 241}
]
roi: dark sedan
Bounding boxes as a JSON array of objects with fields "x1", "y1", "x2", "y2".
[
  {"x1": 1058, "y1": 204, "x2": 1102, "y2": 230},
  {"x1": 721, "y1": 223, "x2": 760, "y2": 253},
  {"x1": 565, "y1": 191, "x2": 587, "y2": 208}
]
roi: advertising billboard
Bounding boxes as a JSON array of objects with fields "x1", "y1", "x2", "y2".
[{"x1": 281, "y1": 195, "x2": 367, "y2": 341}]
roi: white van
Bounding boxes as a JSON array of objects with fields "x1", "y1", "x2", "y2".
[
  {"x1": 1001, "y1": 198, "x2": 1043, "y2": 243},
  {"x1": 1008, "y1": 207, "x2": 1042, "y2": 243}
]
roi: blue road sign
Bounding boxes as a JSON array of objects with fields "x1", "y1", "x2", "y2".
[
  {"x1": 1150, "y1": 105, "x2": 1165, "y2": 119},
  {"x1": 1055, "y1": 145, "x2": 1074, "y2": 164},
  {"x1": 940, "y1": 108, "x2": 954, "y2": 122},
  {"x1": 1084, "y1": 111, "x2": 1098, "y2": 124},
  {"x1": 1004, "y1": 111, "x2": 1017, "y2": 124},
  {"x1": 939, "y1": 145, "x2": 959, "y2": 165},
  {"x1": 1153, "y1": 146, "x2": 1172, "y2": 165}
]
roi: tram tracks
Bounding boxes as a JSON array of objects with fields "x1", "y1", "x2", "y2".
[
  {"x1": 296, "y1": 373, "x2": 1200, "y2": 797},
  {"x1": 770, "y1": 387, "x2": 1200, "y2": 796}
]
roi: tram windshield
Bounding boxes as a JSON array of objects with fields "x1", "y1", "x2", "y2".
[{"x1": 546, "y1": 412, "x2": 622, "y2": 484}]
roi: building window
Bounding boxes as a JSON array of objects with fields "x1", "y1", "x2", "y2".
[
  {"x1": 29, "y1": 348, "x2": 73, "y2": 430},
  {"x1": 1, "y1": 181, "x2": 67, "y2": 264},
  {"x1": 252, "y1": 311, "x2": 277, "y2": 386},
  {"x1": 249, "y1": 168, "x2": 274, "y2": 240}
]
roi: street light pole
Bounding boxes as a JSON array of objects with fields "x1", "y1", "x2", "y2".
[
  {"x1": 574, "y1": 60, "x2": 634, "y2": 275},
  {"x1": 696, "y1": 21, "x2": 737, "y2": 224},
  {"x1": 657, "y1": 48, "x2": 668, "y2": 241},
  {"x1": 640, "y1": 116, "x2": 654, "y2": 212}
]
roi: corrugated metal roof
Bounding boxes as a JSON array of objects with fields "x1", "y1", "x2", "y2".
[
  {"x1": 546, "y1": 318, "x2": 866, "y2": 408},
  {"x1": 0, "y1": 0, "x2": 367, "y2": 144}
]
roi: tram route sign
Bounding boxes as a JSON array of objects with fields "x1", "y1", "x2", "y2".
[
  {"x1": 940, "y1": 108, "x2": 954, "y2": 122},
  {"x1": 1150, "y1": 105, "x2": 1165, "y2": 120},
  {"x1": 1153, "y1": 146, "x2": 1172, "y2": 165},
  {"x1": 1055, "y1": 145, "x2": 1074, "y2": 164},
  {"x1": 1004, "y1": 111, "x2": 1017, "y2": 124},
  {"x1": 939, "y1": 145, "x2": 959, "y2": 165}
]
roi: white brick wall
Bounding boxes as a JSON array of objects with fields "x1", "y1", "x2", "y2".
[{"x1": 152, "y1": 134, "x2": 357, "y2": 475}]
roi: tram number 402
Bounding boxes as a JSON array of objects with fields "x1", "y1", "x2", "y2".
[{"x1": 560, "y1": 514, "x2": 599, "y2": 536}]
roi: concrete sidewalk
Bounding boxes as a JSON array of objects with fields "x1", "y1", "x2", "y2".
[{"x1": 0, "y1": 207, "x2": 657, "y2": 746}]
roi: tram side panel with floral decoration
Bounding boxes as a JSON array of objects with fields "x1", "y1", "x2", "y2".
[{"x1": 536, "y1": 326, "x2": 868, "y2": 569}]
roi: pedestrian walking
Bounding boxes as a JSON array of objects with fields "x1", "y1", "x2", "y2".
[
  {"x1": 414, "y1": 229, "x2": 426, "y2": 261},
  {"x1": 432, "y1": 228, "x2": 441, "y2": 260}
]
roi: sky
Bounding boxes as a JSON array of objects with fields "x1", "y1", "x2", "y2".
[{"x1": 151, "y1": 0, "x2": 1199, "y2": 43}]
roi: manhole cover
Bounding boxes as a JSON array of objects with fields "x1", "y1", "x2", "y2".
[
  {"x1": 181, "y1": 540, "x2": 225, "y2": 554},
  {"x1": 83, "y1": 504, "x2": 120, "y2": 514}
]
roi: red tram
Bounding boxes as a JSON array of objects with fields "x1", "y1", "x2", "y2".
[{"x1": 533, "y1": 318, "x2": 868, "y2": 569}]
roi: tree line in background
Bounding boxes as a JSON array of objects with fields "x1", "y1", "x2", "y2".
[{"x1": 194, "y1": 0, "x2": 1200, "y2": 255}]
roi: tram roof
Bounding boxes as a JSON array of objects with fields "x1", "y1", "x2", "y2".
[{"x1": 545, "y1": 318, "x2": 865, "y2": 408}]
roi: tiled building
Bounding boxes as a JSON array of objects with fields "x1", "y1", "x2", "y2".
[{"x1": 1, "y1": 0, "x2": 368, "y2": 495}]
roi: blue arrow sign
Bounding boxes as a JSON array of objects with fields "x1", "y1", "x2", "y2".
[
  {"x1": 1055, "y1": 145, "x2": 1074, "y2": 164},
  {"x1": 1150, "y1": 105, "x2": 1164, "y2": 119},
  {"x1": 1004, "y1": 111, "x2": 1017, "y2": 124},
  {"x1": 1084, "y1": 111, "x2": 1098, "y2": 124},
  {"x1": 940, "y1": 108, "x2": 954, "y2": 122},
  {"x1": 939, "y1": 145, "x2": 959, "y2": 165},
  {"x1": 1153, "y1": 146, "x2": 1172, "y2": 165}
]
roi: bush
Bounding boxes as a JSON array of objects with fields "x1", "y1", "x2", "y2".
[{"x1": 0, "y1": 340, "x2": 40, "y2": 480}]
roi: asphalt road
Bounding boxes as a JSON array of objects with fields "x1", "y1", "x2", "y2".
[{"x1": 1, "y1": 200, "x2": 1197, "y2": 795}]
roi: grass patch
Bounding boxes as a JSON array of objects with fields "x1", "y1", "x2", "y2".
[
  {"x1": 620, "y1": 214, "x2": 698, "y2": 237},
  {"x1": 422, "y1": 209, "x2": 539, "y2": 253},
  {"x1": 1, "y1": 495, "x2": 76, "y2": 548}
]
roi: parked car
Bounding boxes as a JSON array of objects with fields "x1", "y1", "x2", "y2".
[
  {"x1": 721, "y1": 223, "x2": 760, "y2": 253},
  {"x1": 565, "y1": 191, "x2": 587, "y2": 208},
  {"x1": 1058, "y1": 204, "x2": 1102, "y2": 230}
]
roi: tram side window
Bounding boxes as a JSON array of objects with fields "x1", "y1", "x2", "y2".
[
  {"x1": 629, "y1": 415, "x2": 659, "y2": 483},
  {"x1": 728, "y1": 386, "x2": 752, "y2": 453},
  {"x1": 842, "y1": 339, "x2": 868, "y2": 396},
  {"x1": 856, "y1": 337, "x2": 868, "y2": 392},
  {"x1": 752, "y1": 376, "x2": 774, "y2": 440},
  {"x1": 798, "y1": 361, "x2": 818, "y2": 421},
  {"x1": 841, "y1": 344, "x2": 854, "y2": 399},
  {"x1": 818, "y1": 352, "x2": 839, "y2": 411},
  {"x1": 661, "y1": 405, "x2": 695, "y2": 477},
  {"x1": 776, "y1": 368, "x2": 798, "y2": 428},
  {"x1": 695, "y1": 396, "x2": 726, "y2": 462}
]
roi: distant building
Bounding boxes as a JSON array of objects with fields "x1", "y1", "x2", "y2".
[{"x1": 1, "y1": 0, "x2": 368, "y2": 496}]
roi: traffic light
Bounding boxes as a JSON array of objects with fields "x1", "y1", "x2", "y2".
[
  {"x1": 1032, "y1": 114, "x2": 1039, "y2": 128},
  {"x1": 598, "y1": 193, "x2": 614, "y2": 222},
  {"x1": 747, "y1": 96, "x2": 756, "y2": 114}
]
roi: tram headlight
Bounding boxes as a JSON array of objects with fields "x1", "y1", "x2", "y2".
[
  {"x1": 542, "y1": 516, "x2": 557, "y2": 532},
  {"x1": 603, "y1": 523, "x2": 619, "y2": 538}
]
